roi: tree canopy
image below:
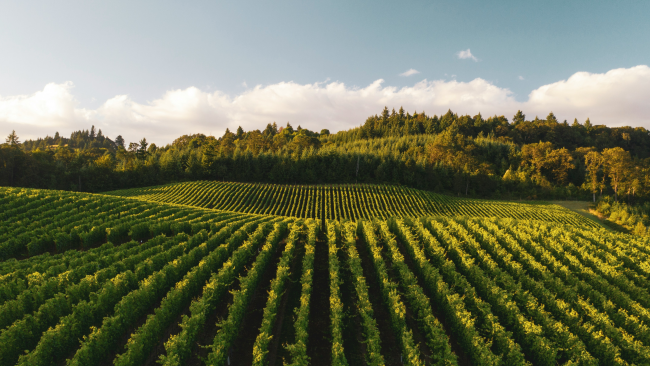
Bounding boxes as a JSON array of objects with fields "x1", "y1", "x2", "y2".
[{"x1": 2, "y1": 108, "x2": 649, "y2": 205}]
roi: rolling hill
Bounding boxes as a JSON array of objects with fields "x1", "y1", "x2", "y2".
[
  {"x1": 104, "y1": 181, "x2": 599, "y2": 227},
  {"x1": 1, "y1": 184, "x2": 648, "y2": 366}
]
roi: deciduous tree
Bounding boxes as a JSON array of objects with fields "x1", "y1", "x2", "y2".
[
  {"x1": 584, "y1": 151, "x2": 604, "y2": 202},
  {"x1": 602, "y1": 147, "x2": 632, "y2": 202}
]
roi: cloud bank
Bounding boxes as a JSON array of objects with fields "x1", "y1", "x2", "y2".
[{"x1": 1, "y1": 65, "x2": 649, "y2": 145}]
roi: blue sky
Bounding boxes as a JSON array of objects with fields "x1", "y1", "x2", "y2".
[{"x1": 1, "y1": 0, "x2": 649, "y2": 144}]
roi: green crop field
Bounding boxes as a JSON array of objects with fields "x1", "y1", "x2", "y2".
[
  {"x1": 2, "y1": 184, "x2": 650, "y2": 366},
  {"x1": 104, "y1": 181, "x2": 598, "y2": 228}
]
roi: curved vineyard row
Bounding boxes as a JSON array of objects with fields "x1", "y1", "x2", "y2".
[
  {"x1": 104, "y1": 181, "x2": 598, "y2": 227},
  {"x1": 0, "y1": 187, "x2": 253, "y2": 262},
  {"x1": 3, "y1": 187, "x2": 650, "y2": 365}
]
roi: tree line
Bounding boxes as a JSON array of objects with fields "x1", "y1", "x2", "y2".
[{"x1": 1, "y1": 108, "x2": 649, "y2": 208}]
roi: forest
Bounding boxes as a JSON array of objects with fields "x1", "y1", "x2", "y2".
[{"x1": 2, "y1": 107, "x2": 649, "y2": 207}]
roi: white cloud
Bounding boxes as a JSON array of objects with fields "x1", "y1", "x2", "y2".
[
  {"x1": 518, "y1": 76, "x2": 525, "y2": 81},
  {"x1": 1, "y1": 65, "x2": 650, "y2": 145},
  {"x1": 457, "y1": 49, "x2": 478, "y2": 62},
  {"x1": 400, "y1": 68, "x2": 420, "y2": 77},
  {"x1": 0, "y1": 82, "x2": 82, "y2": 127},
  {"x1": 524, "y1": 65, "x2": 650, "y2": 127}
]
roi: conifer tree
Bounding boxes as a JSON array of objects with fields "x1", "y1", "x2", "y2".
[
  {"x1": 5, "y1": 130, "x2": 20, "y2": 145},
  {"x1": 513, "y1": 110, "x2": 525, "y2": 124}
]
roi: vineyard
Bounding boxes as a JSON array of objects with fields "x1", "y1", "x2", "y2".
[
  {"x1": 3, "y1": 185, "x2": 650, "y2": 365},
  {"x1": 104, "y1": 181, "x2": 598, "y2": 227}
]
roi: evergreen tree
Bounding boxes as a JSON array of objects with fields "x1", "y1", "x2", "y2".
[
  {"x1": 474, "y1": 113, "x2": 484, "y2": 127},
  {"x1": 5, "y1": 130, "x2": 20, "y2": 145},
  {"x1": 263, "y1": 123, "x2": 277, "y2": 138},
  {"x1": 513, "y1": 110, "x2": 526, "y2": 125},
  {"x1": 221, "y1": 129, "x2": 235, "y2": 155},
  {"x1": 115, "y1": 135, "x2": 125, "y2": 149},
  {"x1": 381, "y1": 106, "x2": 389, "y2": 122},
  {"x1": 137, "y1": 138, "x2": 149, "y2": 160},
  {"x1": 546, "y1": 112, "x2": 559, "y2": 125}
]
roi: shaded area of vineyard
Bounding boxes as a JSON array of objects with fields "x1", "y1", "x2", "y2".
[
  {"x1": 229, "y1": 233, "x2": 287, "y2": 366},
  {"x1": 306, "y1": 232, "x2": 331, "y2": 366},
  {"x1": 375, "y1": 232, "x2": 435, "y2": 363},
  {"x1": 354, "y1": 235, "x2": 404, "y2": 365},
  {"x1": 185, "y1": 282, "x2": 239, "y2": 366},
  {"x1": 338, "y1": 243, "x2": 368, "y2": 365},
  {"x1": 391, "y1": 232, "x2": 472, "y2": 366},
  {"x1": 267, "y1": 234, "x2": 305, "y2": 366}
]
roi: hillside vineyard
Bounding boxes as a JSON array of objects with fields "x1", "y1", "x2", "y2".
[
  {"x1": 105, "y1": 181, "x2": 598, "y2": 228},
  {"x1": 2, "y1": 186, "x2": 650, "y2": 365}
]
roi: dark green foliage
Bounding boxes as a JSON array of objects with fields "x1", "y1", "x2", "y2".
[
  {"x1": 54, "y1": 232, "x2": 72, "y2": 252},
  {"x1": 191, "y1": 222, "x2": 210, "y2": 235},
  {"x1": 130, "y1": 223, "x2": 151, "y2": 241},
  {"x1": 151, "y1": 222, "x2": 172, "y2": 237},
  {"x1": 82, "y1": 226, "x2": 107, "y2": 248},
  {"x1": 107, "y1": 224, "x2": 130, "y2": 244},
  {"x1": 171, "y1": 221, "x2": 192, "y2": 236},
  {"x1": 28, "y1": 234, "x2": 55, "y2": 256},
  {"x1": 69, "y1": 229, "x2": 82, "y2": 249},
  {"x1": 0, "y1": 236, "x2": 28, "y2": 260},
  {"x1": 2, "y1": 108, "x2": 650, "y2": 203}
]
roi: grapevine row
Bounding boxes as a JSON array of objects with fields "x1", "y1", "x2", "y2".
[
  {"x1": 113, "y1": 218, "x2": 284, "y2": 366},
  {"x1": 252, "y1": 220, "x2": 303, "y2": 366},
  {"x1": 358, "y1": 220, "x2": 424, "y2": 365},
  {"x1": 103, "y1": 181, "x2": 597, "y2": 226},
  {"x1": 205, "y1": 218, "x2": 294, "y2": 365},
  {"x1": 283, "y1": 219, "x2": 319, "y2": 365}
]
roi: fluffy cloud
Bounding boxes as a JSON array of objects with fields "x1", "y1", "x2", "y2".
[
  {"x1": 400, "y1": 69, "x2": 420, "y2": 77},
  {"x1": 0, "y1": 82, "x2": 83, "y2": 127},
  {"x1": 457, "y1": 49, "x2": 478, "y2": 62},
  {"x1": 1, "y1": 65, "x2": 649, "y2": 145},
  {"x1": 0, "y1": 78, "x2": 516, "y2": 144},
  {"x1": 524, "y1": 65, "x2": 650, "y2": 127}
]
